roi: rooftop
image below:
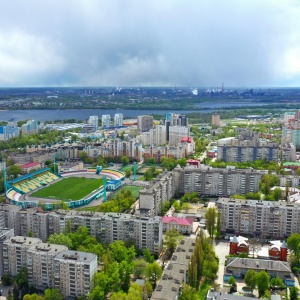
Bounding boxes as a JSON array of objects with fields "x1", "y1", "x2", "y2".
[
  {"x1": 162, "y1": 216, "x2": 193, "y2": 226},
  {"x1": 54, "y1": 250, "x2": 97, "y2": 264}
]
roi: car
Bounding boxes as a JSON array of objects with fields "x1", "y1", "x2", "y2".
[{"x1": 225, "y1": 236, "x2": 230, "y2": 240}]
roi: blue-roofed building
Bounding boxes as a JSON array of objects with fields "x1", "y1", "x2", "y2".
[{"x1": 106, "y1": 179, "x2": 122, "y2": 191}]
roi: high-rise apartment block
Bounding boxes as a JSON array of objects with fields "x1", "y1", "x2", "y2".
[
  {"x1": 139, "y1": 125, "x2": 167, "y2": 146},
  {"x1": 212, "y1": 113, "x2": 221, "y2": 127},
  {"x1": 54, "y1": 250, "x2": 97, "y2": 298},
  {"x1": 2, "y1": 236, "x2": 97, "y2": 298},
  {"x1": 101, "y1": 114, "x2": 111, "y2": 128},
  {"x1": 137, "y1": 115, "x2": 153, "y2": 132},
  {"x1": 0, "y1": 228, "x2": 14, "y2": 276},
  {"x1": 114, "y1": 113, "x2": 123, "y2": 126},
  {"x1": 173, "y1": 165, "x2": 265, "y2": 196},
  {"x1": 217, "y1": 138, "x2": 279, "y2": 162},
  {"x1": 282, "y1": 110, "x2": 300, "y2": 149},
  {"x1": 88, "y1": 115, "x2": 98, "y2": 131},
  {"x1": 217, "y1": 198, "x2": 300, "y2": 239},
  {"x1": 0, "y1": 125, "x2": 19, "y2": 141},
  {"x1": 27, "y1": 243, "x2": 68, "y2": 290},
  {"x1": 139, "y1": 172, "x2": 174, "y2": 216},
  {"x1": 166, "y1": 113, "x2": 188, "y2": 126},
  {"x1": 169, "y1": 126, "x2": 190, "y2": 146},
  {"x1": 48, "y1": 210, "x2": 162, "y2": 254},
  {"x1": 21, "y1": 120, "x2": 38, "y2": 135}
]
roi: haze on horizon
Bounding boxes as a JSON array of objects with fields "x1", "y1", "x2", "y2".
[{"x1": 0, "y1": 0, "x2": 300, "y2": 88}]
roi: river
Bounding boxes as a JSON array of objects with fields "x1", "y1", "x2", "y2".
[{"x1": 0, "y1": 101, "x2": 271, "y2": 122}]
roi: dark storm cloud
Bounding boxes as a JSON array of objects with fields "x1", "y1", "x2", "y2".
[{"x1": 0, "y1": 0, "x2": 299, "y2": 87}]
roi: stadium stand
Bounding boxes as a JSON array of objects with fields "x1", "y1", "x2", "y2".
[
  {"x1": 8, "y1": 168, "x2": 60, "y2": 194},
  {"x1": 100, "y1": 169, "x2": 125, "y2": 180}
]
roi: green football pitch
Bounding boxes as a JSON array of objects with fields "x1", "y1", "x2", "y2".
[{"x1": 31, "y1": 177, "x2": 103, "y2": 201}]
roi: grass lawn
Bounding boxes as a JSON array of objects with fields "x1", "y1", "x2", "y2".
[
  {"x1": 110, "y1": 185, "x2": 143, "y2": 199},
  {"x1": 119, "y1": 165, "x2": 133, "y2": 172},
  {"x1": 31, "y1": 177, "x2": 103, "y2": 201},
  {"x1": 76, "y1": 185, "x2": 143, "y2": 212}
]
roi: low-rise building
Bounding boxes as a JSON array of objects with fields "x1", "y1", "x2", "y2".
[{"x1": 162, "y1": 216, "x2": 193, "y2": 234}]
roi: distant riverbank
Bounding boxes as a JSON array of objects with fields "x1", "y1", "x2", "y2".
[{"x1": 0, "y1": 100, "x2": 280, "y2": 122}]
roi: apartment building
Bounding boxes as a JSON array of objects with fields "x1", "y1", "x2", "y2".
[
  {"x1": 0, "y1": 228, "x2": 14, "y2": 275},
  {"x1": 280, "y1": 175, "x2": 300, "y2": 188},
  {"x1": 21, "y1": 120, "x2": 38, "y2": 135},
  {"x1": 101, "y1": 114, "x2": 111, "y2": 128},
  {"x1": 2, "y1": 236, "x2": 96, "y2": 298},
  {"x1": 84, "y1": 138, "x2": 143, "y2": 162},
  {"x1": 217, "y1": 198, "x2": 300, "y2": 238},
  {"x1": 54, "y1": 250, "x2": 97, "y2": 298},
  {"x1": 48, "y1": 210, "x2": 163, "y2": 254},
  {"x1": 139, "y1": 172, "x2": 174, "y2": 216},
  {"x1": 3, "y1": 236, "x2": 41, "y2": 276},
  {"x1": 137, "y1": 115, "x2": 153, "y2": 132},
  {"x1": 169, "y1": 126, "x2": 190, "y2": 146},
  {"x1": 143, "y1": 144, "x2": 186, "y2": 162},
  {"x1": 88, "y1": 115, "x2": 98, "y2": 131},
  {"x1": 0, "y1": 124, "x2": 19, "y2": 141},
  {"x1": 32, "y1": 211, "x2": 49, "y2": 242},
  {"x1": 281, "y1": 142, "x2": 297, "y2": 162},
  {"x1": 217, "y1": 138, "x2": 279, "y2": 162},
  {"x1": 139, "y1": 125, "x2": 167, "y2": 146},
  {"x1": 212, "y1": 114, "x2": 221, "y2": 127},
  {"x1": 27, "y1": 243, "x2": 68, "y2": 290},
  {"x1": 173, "y1": 165, "x2": 265, "y2": 196},
  {"x1": 114, "y1": 113, "x2": 123, "y2": 127}
]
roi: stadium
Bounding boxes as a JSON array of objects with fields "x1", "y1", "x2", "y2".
[{"x1": 5, "y1": 166, "x2": 125, "y2": 210}]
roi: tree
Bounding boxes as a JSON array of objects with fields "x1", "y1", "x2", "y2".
[
  {"x1": 121, "y1": 156, "x2": 129, "y2": 166},
  {"x1": 7, "y1": 165, "x2": 22, "y2": 179},
  {"x1": 133, "y1": 259, "x2": 148, "y2": 279},
  {"x1": 205, "y1": 207, "x2": 217, "y2": 238},
  {"x1": 23, "y1": 294, "x2": 44, "y2": 300},
  {"x1": 125, "y1": 169, "x2": 132, "y2": 178},
  {"x1": 270, "y1": 277, "x2": 285, "y2": 289},
  {"x1": 256, "y1": 271, "x2": 270, "y2": 297},
  {"x1": 290, "y1": 286, "x2": 298, "y2": 300},
  {"x1": 44, "y1": 288, "x2": 63, "y2": 300},
  {"x1": 145, "y1": 262, "x2": 162, "y2": 285},
  {"x1": 143, "y1": 248, "x2": 154, "y2": 263},
  {"x1": 47, "y1": 233, "x2": 72, "y2": 248},
  {"x1": 244, "y1": 269, "x2": 257, "y2": 291},
  {"x1": 177, "y1": 158, "x2": 187, "y2": 168},
  {"x1": 228, "y1": 276, "x2": 236, "y2": 286},
  {"x1": 248, "y1": 238, "x2": 262, "y2": 258},
  {"x1": 216, "y1": 211, "x2": 221, "y2": 236},
  {"x1": 164, "y1": 228, "x2": 181, "y2": 256},
  {"x1": 287, "y1": 233, "x2": 300, "y2": 261},
  {"x1": 179, "y1": 284, "x2": 199, "y2": 300},
  {"x1": 181, "y1": 202, "x2": 191, "y2": 213},
  {"x1": 147, "y1": 158, "x2": 155, "y2": 165},
  {"x1": 273, "y1": 187, "x2": 282, "y2": 201}
]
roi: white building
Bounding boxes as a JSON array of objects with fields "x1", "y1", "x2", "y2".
[
  {"x1": 114, "y1": 113, "x2": 123, "y2": 127},
  {"x1": 88, "y1": 116, "x2": 98, "y2": 131},
  {"x1": 54, "y1": 250, "x2": 97, "y2": 298},
  {"x1": 101, "y1": 114, "x2": 111, "y2": 128},
  {"x1": 27, "y1": 243, "x2": 68, "y2": 290},
  {"x1": 169, "y1": 126, "x2": 190, "y2": 146},
  {"x1": 21, "y1": 120, "x2": 38, "y2": 135}
]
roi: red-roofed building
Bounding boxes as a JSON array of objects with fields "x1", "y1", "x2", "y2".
[
  {"x1": 162, "y1": 216, "x2": 194, "y2": 234},
  {"x1": 181, "y1": 137, "x2": 193, "y2": 143},
  {"x1": 187, "y1": 159, "x2": 200, "y2": 167},
  {"x1": 20, "y1": 162, "x2": 42, "y2": 173}
]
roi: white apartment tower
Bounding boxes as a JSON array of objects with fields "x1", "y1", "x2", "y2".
[
  {"x1": 114, "y1": 113, "x2": 123, "y2": 127},
  {"x1": 54, "y1": 250, "x2": 97, "y2": 298},
  {"x1": 88, "y1": 116, "x2": 98, "y2": 131},
  {"x1": 101, "y1": 114, "x2": 111, "y2": 128}
]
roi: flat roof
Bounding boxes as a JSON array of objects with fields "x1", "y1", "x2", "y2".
[{"x1": 54, "y1": 250, "x2": 97, "y2": 263}]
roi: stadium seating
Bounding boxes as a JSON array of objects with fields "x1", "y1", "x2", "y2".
[
  {"x1": 100, "y1": 169, "x2": 125, "y2": 180},
  {"x1": 6, "y1": 189, "x2": 22, "y2": 202},
  {"x1": 12, "y1": 171, "x2": 60, "y2": 193}
]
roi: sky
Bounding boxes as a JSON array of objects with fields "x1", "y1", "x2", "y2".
[{"x1": 0, "y1": 0, "x2": 300, "y2": 88}]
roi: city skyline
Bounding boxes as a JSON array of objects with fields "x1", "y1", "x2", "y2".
[{"x1": 0, "y1": 1, "x2": 300, "y2": 88}]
